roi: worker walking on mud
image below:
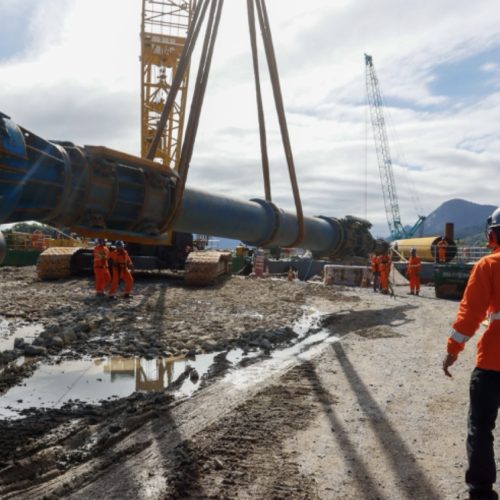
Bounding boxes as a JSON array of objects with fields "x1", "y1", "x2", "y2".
[
  {"x1": 407, "y1": 247, "x2": 421, "y2": 295},
  {"x1": 443, "y1": 208, "x2": 500, "y2": 500},
  {"x1": 108, "y1": 241, "x2": 134, "y2": 299},
  {"x1": 370, "y1": 253, "x2": 380, "y2": 292},
  {"x1": 437, "y1": 236, "x2": 448, "y2": 263},
  {"x1": 378, "y1": 252, "x2": 391, "y2": 295},
  {"x1": 93, "y1": 238, "x2": 110, "y2": 297}
]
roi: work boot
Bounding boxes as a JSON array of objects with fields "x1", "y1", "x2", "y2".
[
  {"x1": 409, "y1": 290, "x2": 414, "y2": 295},
  {"x1": 123, "y1": 293, "x2": 131, "y2": 299},
  {"x1": 108, "y1": 295, "x2": 117, "y2": 300},
  {"x1": 416, "y1": 290, "x2": 420, "y2": 296}
]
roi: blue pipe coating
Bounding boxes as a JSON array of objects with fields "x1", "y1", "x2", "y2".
[{"x1": 0, "y1": 113, "x2": 375, "y2": 260}]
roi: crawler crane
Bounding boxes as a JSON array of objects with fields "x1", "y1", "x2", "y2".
[{"x1": 365, "y1": 54, "x2": 426, "y2": 241}]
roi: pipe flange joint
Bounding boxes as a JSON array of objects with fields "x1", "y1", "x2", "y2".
[
  {"x1": 244, "y1": 198, "x2": 281, "y2": 248},
  {"x1": 317, "y1": 216, "x2": 345, "y2": 257}
]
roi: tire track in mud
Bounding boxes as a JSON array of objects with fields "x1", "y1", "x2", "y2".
[
  {"x1": 4, "y1": 360, "x2": 330, "y2": 499},
  {"x1": 160, "y1": 363, "x2": 329, "y2": 499}
]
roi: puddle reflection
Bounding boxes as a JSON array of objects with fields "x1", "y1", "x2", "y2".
[
  {"x1": 0, "y1": 308, "x2": 325, "y2": 419},
  {"x1": 0, "y1": 354, "x2": 216, "y2": 419}
]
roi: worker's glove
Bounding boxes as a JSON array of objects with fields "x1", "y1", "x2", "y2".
[{"x1": 442, "y1": 353, "x2": 457, "y2": 378}]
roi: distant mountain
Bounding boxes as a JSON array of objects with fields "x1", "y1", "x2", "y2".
[{"x1": 422, "y1": 199, "x2": 496, "y2": 243}]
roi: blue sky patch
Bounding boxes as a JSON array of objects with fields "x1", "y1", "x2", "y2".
[
  {"x1": 0, "y1": 1, "x2": 39, "y2": 62},
  {"x1": 430, "y1": 44, "x2": 500, "y2": 103}
]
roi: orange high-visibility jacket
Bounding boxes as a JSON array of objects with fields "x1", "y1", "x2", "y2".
[
  {"x1": 377, "y1": 254, "x2": 391, "y2": 273},
  {"x1": 447, "y1": 247, "x2": 500, "y2": 370},
  {"x1": 110, "y1": 249, "x2": 133, "y2": 271},
  {"x1": 407, "y1": 256, "x2": 421, "y2": 276},
  {"x1": 93, "y1": 245, "x2": 110, "y2": 269},
  {"x1": 370, "y1": 255, "x2": 379, "y2": 273},
  {"x1": 437, "y1": 239, "x2": 448, "y2": 260}
]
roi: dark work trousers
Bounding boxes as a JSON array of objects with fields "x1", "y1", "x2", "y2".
[
  {"x1": 372, "y1": 272, "x2": 380, "y2": 291},
  {"x1": 466, "y1": 367, "x2": 500, "y2": 493}
]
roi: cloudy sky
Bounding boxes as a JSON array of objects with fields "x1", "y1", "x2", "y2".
[{"x1": 1, "y1": 0, "x2": 500, "y2": 237}]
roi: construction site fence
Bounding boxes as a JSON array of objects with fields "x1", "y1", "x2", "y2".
[
  {"x1": 452, "y1": 246, "x2": 490, "y2": 263},
  {"x1": 4, "y1": 232, "x2": 87, "y2": 251}
]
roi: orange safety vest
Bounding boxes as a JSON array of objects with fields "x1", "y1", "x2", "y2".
[
  {"x1": 110, "y1": 249, "x2": 132, "y2": 271},
  {"x1": 377, "y1": 254, "x2": 391, "y2": 273},
  {"x1": 407, "y1": 256, "x2": 421, "y2": 276},
  {"x1": 437, "y1": 239, "x2": 448, "y2": 260},
  {"x1": 370, "y1": 255, "x2": 379, "y2": 273},
  {"x1": 93, "y1": 245, "x2": 110, "y2": 269},
  {"x1": 448, "y1": 247, "x2": 500, "y2": 370}
]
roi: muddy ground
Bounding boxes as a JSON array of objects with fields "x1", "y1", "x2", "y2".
[{"x1": 0, "y1": 266, "x2": 493, "y2": 499}]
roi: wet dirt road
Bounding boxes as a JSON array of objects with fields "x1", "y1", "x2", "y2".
[{"x1": 0, "y1": 267, "x2": 492, "y2": 499}]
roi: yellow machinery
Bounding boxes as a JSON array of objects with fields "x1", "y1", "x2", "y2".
[
  {"x1": 392, "y1": 236, "x2": 456, "y2": 263},
  {"x1": 140, "y1": 0, "x2": 193, "y2": 169}
]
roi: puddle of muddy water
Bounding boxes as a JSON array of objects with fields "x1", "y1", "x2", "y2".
[
  {"x1": 0, "y1": 316, "x2": 44, "y2": 352},
  {"x1": 0, "y1": 354, "x2": 217, "y2": 419},
  {"x1": 0, "y1": 308, "x2": 330, "y2": 419}
]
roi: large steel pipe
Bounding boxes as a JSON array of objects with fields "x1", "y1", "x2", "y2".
[{"x1": 0, "y1": 113, "x2": 377, "y2": 262}]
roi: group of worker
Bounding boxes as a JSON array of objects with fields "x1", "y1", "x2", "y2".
[
  {"x1": 370, "y1": 251, "x2": 397, "y2": 295},
  {"x1": 371, "y1": 249, "x2": 420, "y2": 296},
  {"x1": 93, "y1": 238, "x2": 134, "y2": 299},
  {"x1": 370, "y1": 236, "x2": 448, "y2": 296}
]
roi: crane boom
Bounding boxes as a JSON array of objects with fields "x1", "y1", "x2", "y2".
[{"x1": 364, "y1": 53, "x2": 425, "y2": 240}]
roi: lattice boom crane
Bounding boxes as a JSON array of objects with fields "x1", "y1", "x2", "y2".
[{"x1": 364, "y1": 53, "x2": 425, "y2": 240}]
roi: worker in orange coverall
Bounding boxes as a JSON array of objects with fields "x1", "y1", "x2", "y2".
[
  {"x1": 370, "y1": 253, "x2": 380, "y2": 292},
  {"x1": 377, "y1": 252, "x2": 391, "y2": 295},
  {"x1": 443, "y1": 207, "x2": 500, "y2": 500},
  {"x1": 93, "y1": 238, "x2": 110, "y2": 296},
  {"x1": 437, "y1": 236, "x2": 448, "y2": 263},
  {"x1": 108, "y1": 240, "x2": 134, "y2": 299},
  {"x1": 407, "y1": 247, "x2": 421, "y2": 296}
]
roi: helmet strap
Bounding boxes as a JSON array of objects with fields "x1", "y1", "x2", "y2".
[{"x1": 488, "y1": 228, "x2": 498, "y2": 249}]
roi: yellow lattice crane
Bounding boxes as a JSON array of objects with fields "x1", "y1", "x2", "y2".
[{"x1": 141, "y1": 0, "x2": 193, "y2": 169}]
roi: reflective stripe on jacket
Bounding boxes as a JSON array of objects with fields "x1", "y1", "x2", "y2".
[{"x1": 447, "y1": 247, "x2": 500, "y2": 370}]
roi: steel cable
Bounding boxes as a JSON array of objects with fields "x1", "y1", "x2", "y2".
[{"x1": 253, "y1": 0, "x2": 304, "y2": 248}]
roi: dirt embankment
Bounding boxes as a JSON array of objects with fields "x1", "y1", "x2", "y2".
[{"x1": 0, "y1": 266, "x2": 490, "y2": 499}]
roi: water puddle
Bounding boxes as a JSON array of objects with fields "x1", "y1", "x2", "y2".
[
  {"x1": 0, "y1": 354, "x2": 217, "y2": 419},
  {"x1": 0, "y1": 316, "x2": 44, "y2": 352},
  {"x1": 0, "y1": 307, "x2": 331, "y2": 418}
]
